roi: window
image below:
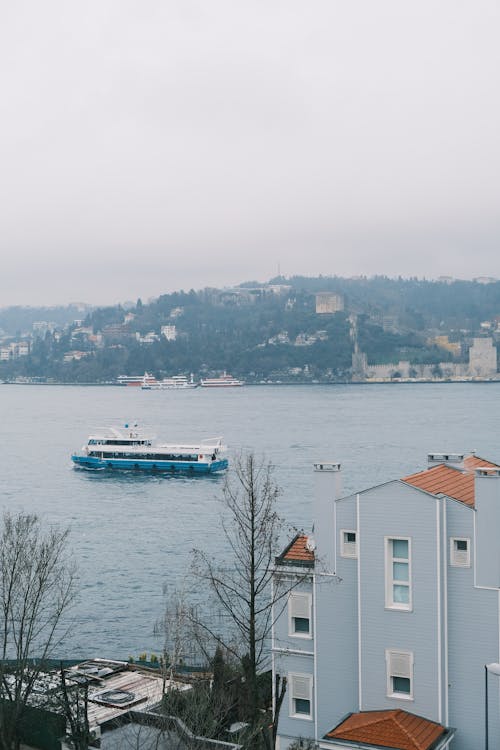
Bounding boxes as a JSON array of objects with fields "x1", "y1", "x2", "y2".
[
  {"x1": 288, "y1": 593, "x2": 312, "y2": 637},
  {"x1": 340, "y1": 529, "x2": 357, "y2": 558},
  {"x1": 289, "y1": 673, "x2": 313, "y2": 719},
  {"x1": 386, "y1": 650, "x2": 413, "y2": 700},
  {"x1": 385, "y1": 537, "x2": 412, "y2": 610},
  {"x1": 450, "y1": 537, "x2": 470, "y2": 567}
]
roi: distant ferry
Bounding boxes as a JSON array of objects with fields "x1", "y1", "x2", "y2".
[
  {"x1": 116, "y1": 373, "x2": 156, "y2": 387},
  {"x1": 141, "y1": 374, "x2": 198, "y2": 390},
  {"x1": 200, "y1": 372, "x2": 245, "y2": 387},
  {"x1": 71, "y1": 425, "x2": 228, "y2": 473}
]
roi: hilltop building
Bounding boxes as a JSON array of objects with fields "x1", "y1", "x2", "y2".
[
  {"x1": 161, "y1": 324, "x2": 177, "y2": 341},
  {"x1": 315, "y1": 293, "x2": 344, "y2": 314},
  {"x1": 0, "y1": 340, "x2": 30, "y2": 360},
  {"x1": 273, "y1": 453, "x2": 500, "y2": 750}
]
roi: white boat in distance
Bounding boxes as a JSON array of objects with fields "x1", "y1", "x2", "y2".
[
  {"x1": 116, "y1": 373, "x2": 156, "y2": 387},
  {"x1": 200, "y1": 372, "x2": 245, "y2": 387},
  {"x1": 141, "y1": 374, "x2": 198, "y2": 390},
  {"x1": 72, "y1": 425, "x2": 228, "y2": 473}
]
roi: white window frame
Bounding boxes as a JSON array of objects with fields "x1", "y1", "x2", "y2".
[
  {"x1": 385, "y1": 649, "x2": 414, "y2": 700},
  {"x1": 340, "y1": 529, "x2": 357, "y2": 558},
  {"x1": 385, "y1": 536, "x2": 412, "y2": 611},
  {"x1": 288, "y1": 672, "x2": 313, "y2": 720},
  {"x1": 288, "y1": 592, "x2": 312, "y2": 639},
  {"x1": 450, "y1": 537, "x2": 470, "y2": 567}
]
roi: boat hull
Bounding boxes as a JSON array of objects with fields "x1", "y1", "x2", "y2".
[{"x1": 71, "y1": 454, "x2": 228, "y2": 473}]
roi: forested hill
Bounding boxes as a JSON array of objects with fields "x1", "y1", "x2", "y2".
[{"x1": 1, "y1": 276, "x2": 500, "y2": 383}]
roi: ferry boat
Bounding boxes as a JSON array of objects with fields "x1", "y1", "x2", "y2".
[
  {"x1": 116, "y1": 373, "x2": 156, "y2": 387},
  {"x1": 200, "y1": 372, "x2": 245, "y2": 387},
  {"x1": 141, "y1": 374, "x2": 198, "y2": 390},
  {"x1": 71, "y1": 425, "x2": 228, "y2": 473}
]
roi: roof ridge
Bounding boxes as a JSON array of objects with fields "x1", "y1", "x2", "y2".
[{"x1": 394, "y1": 710, "x2": 419, "y2": 750}]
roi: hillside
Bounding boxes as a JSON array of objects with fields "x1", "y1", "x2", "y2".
[{"x1": 1, "y1": 276, "x2": 499, "y2": 383}]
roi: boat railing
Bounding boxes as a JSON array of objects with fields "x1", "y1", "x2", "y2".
[{"x1": 200, "y1": 437, "x2": 225, "y2": 449}]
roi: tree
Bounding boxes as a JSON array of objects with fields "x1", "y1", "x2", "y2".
[
  {"x1": 0, "y1": 512, "x2": 77, "y2": 750},
  {"x1": 58, "y1": 665, "x2": 91, "y2": 750},
  {"x1": 191, "y1": 453, "x2": 300, "y2": 733}
]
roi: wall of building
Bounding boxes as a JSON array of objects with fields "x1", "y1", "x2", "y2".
[
  {"x1": 446, "y1": 496, "x2": 500, "y2": 750},
  {"x1": 315, "y1": 496, "x2": 359, "y2": 739},
  {"x1": 357, "y1": 481, "x2": 443, "y2": 721}
]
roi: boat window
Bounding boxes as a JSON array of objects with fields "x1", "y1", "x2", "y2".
[{"x1": 90, "y1": 451, "x2": 200, "y2": 462}]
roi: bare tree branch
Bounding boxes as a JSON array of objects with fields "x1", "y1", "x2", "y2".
[{"x1": 0, "y1": 512, "x2": 77, "y2": 750}]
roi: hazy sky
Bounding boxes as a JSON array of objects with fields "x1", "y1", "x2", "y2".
[{"x1": 1, "y1": 1, "x2": 500, "y2": 306}]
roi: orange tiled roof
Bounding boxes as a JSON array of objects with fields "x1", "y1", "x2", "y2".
[
  {"x1": 326, "y1": 709, "x2": 446, "y2": 750},
  {"x1": 279, "y1": 534, "x2": 315, "y2": 564},
  {"x1": 463, "y1": 454, "x2": 499, "y2": 471},
  {"x1": 402, "y1": 454, "x2": 499, "y2": 508},
  {"x1": 402, "y1": 464, "x2": 475, "y2": 507}
]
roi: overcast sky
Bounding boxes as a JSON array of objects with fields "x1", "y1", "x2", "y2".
[{"x1": 1, "y1": 1, "x2": 499, "y2": 307}]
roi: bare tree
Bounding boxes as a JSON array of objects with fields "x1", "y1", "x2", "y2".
[
  {"x1": 0, "y1": 512, "x2": 76, "y2": 750},
  {"x1": 59, "y1": 665, "x2": 91, "y2": 750},
  {"x1": 191, "y1": 452, "x2": 300, "y2": 730},
  {"x1": 154, "y1": 589, "x2": 237, "y2": 743}
]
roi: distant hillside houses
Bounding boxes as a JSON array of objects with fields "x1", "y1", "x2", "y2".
[
  {"x1": 0, "y1": 340, "x2": 30, "y2": 360},
  {"x1": 353, "y1": 337, "x2": 498, "y2": 381},
  {"x1": 315, "y1": 292, "x2": 344, "y2": 314}
]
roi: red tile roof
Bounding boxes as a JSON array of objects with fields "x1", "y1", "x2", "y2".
[
  {"x1": 402, "y1": 454, "x2": 499, "y2": 508},
  {"x1": 279, "y1": 534, "x2": 315, "y2": 564},
  {"x1": 326, "y1": 709, "x2": 446, "y2": 750},
  {"x1": 463, "y1": 454, "x2": 499, "y2": 471}
]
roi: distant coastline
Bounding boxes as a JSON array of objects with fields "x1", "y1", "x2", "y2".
[{"x1": 2, "y1": 378, "x2": 500, "y2": 387}]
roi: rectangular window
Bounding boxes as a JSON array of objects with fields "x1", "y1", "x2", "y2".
[
  {"x1": 289, "y1": 673, "x2": 313, "y2": 719},
  {"x1": 386, "y1": 650, "x2": 413, "y2": 700},
  {"x1": 385, "y1": 537, "x2": 412, "y2": 610},
  {"x1": 288, "y1": 592, "x2": 312, "y2": 637},
  {"x1": 450, "y1": 537, "x2": 470, "y2": 567},
  {"x1": 340, "y1": 529, "x2": 357, "y2": 558}
]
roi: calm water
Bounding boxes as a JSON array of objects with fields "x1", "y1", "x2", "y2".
[{"x1": 1, "y1": 382, "x2": 499, "y2": 658}]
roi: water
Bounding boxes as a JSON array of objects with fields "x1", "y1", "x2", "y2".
[{"x1": 1, "y1": 382, "x2": 499, "y2": 658}]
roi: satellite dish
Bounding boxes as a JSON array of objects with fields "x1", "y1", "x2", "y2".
[{"x1": 305, "y1": 536, "x2": 316, "y2": 552}]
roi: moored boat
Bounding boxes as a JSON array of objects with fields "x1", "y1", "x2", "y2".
[
  {"x1": 116, "y1": 372, "x2": 156, "y2": 387},
  {"x1": 200, "y1": 372, "x2": 244, "y2": 387},
  {"x1": 141, "y1": 374, "x2": 198, "y2": 390},
  {"x1": 71, "y1": 425, "x2": 228, "y2": 473}
]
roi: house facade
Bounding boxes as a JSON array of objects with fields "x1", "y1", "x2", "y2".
[{"x1": 273, "y1": 453, "x2": 500, "y2": 749}]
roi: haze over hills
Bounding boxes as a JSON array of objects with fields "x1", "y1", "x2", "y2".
[{"x1": 1, "y1": 275, "x2": 499, "y2": 383}]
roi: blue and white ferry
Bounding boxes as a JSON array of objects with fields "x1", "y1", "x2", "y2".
[{"x1": 71, "y1": 425, "x2": 228, "y2": 474}]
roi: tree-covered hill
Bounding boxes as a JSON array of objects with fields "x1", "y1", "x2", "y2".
[{"x1": 1, "y1": 276, "x2": 499, "y2": 382}]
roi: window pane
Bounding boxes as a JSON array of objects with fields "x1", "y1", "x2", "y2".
[
  {"x1": 393, "y1": 676, "x2": 411, "y2": 694},
  {"x1": 345, "y1": 532, "x2": 356, "y2": 543},
  {"x1": 293, "y1": 617, "x2": 310, "y2": 633},
  {"x1": 294, "y1": 698, "x2": 311, "y2": 715},
  {"x1": 393, "y1": 584, "x2": 409, "y2": 604},
  {"x1": 456, "y1": 540, "x2": 468, "y2": 551},
  {"x1": 392, "y1": 539, "x2": 408, "y2": 559},
  {"x1": 393, "y1": 561, "x2": 409, "y2": 581}
]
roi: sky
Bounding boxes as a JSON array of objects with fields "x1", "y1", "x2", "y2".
[{"x1": 1, "y1": 1, "x2": 500, "y2": 307}]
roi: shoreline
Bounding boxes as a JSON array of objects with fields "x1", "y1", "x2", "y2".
[{"x1": 2, "y1": 379, "x2": 500, "y2": 387}]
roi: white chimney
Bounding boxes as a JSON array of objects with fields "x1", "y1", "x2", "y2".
[
  {"x1": 427, "y1": 452, "x2": 466, "y2": 470},
  {"x1": 313, "y1": 462, "x2": 342, "y2": 574}
]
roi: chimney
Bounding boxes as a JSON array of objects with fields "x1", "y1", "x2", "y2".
[
  {"x1": 475, "y1": 467, "x2": 500, "y2": 588},
  {"x1": 427, "y1": 452, "x2": 466, "y2": 470},
  {"x1": 313, "y1": 462, "x2": 342, "y2": 574}
]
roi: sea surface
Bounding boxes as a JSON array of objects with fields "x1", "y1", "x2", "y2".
[{"x1": 1, "y1": 382, "x2": 499, "y2": 659}]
